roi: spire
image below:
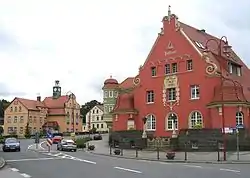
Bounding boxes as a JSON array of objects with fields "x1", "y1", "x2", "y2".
[{"x1": 168, "y1": 5, "x2": 171, "y2": 22}]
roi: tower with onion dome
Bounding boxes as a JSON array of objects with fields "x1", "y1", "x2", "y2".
[{"x1": 102, "y1": 76, "x2": 119, "y2": 131}]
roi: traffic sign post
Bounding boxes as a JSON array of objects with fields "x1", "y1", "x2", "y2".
[
  {"x1": 46, "y1": 131, "x2": 53, "y2": 152},
  {"x1": 235, "y1": 124, "x2": 243, "y2": 161}
]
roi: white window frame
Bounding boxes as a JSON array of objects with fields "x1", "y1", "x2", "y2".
[
  {"x1": 166, "y1": 113, "x2": 178, "y2": 130},
  {"x1": 189, "y1": 111, "x2": 203, "y2": 128},
  {"x1": 190, "y1": 85, "x2": 200, "y2": 99},
  {"x1": 151, "y1": 66, "x2": 157, "y2": 76},
  {"x1": 108, "y1": 106, "x2": 114, "y2": 112},
  {"x1": 195, "y1": 41, "x2": 205, "y2": 49},
  {"x1": 146, "y1": 91, "x2": 154, "y2": 103},
  {"x1": 187, "y1": 60, "x2": 193, "y2": 71},
  {"x1": 172, "y1": 63, "x2": 178, "y2": 73},
  {"x1": 165, "y1": 64, "x2": 171, "y2": 74},
  {"x1": 146, "y1": 114, "x2": 156, "y2": 131},
  {"x1": 167, "y1": 88, "x2": 176, "y2": 101},
  {"x1": 236, "y1": 111, "x2": 244, "y2": 126}
]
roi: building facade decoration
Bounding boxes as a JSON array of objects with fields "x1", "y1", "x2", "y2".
[{"x1": 105, "y1": 7, "x2": 250, "y2": 137}]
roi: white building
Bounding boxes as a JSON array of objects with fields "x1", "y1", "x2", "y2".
[{"x1": 85, "y1": 105, "x2": 108, "y2": 132}]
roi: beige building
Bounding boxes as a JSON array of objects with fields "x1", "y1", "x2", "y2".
[
  {"x1": 4, "y1": 80, "x2": 82, "y2": 136},
  {"x1": 85, "y1": 105, "x2": 108, "y2": 132}
]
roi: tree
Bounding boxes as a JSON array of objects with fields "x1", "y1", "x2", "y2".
[
  {"x1": 80, "y1": 100, "x2": 102, "y2": 123},
  {"x1": 24, "y1": 122, "x2": 31, "y2": 138},
  {"x1": 0, "y1": 99, "x2": 10, "y2": 118},
  {"x1": 0, "y1": 126, "x2": 3, "y2": 136}
]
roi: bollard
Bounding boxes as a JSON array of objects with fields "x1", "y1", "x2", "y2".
[
  {"x1": 109, "y1": 145, "x2": 112, "y2": 155},
  {"x1": 184, "y1": 143, "x2": 187, "y2": 161},
  {"x1": 135, "y1": 148, "x2": 138, "y2": 158},
  {"x1": 157, "y1": 146, "x2": 160, "y2": 160},
  {"x1": 217, "y1": 142, "x2": 220, "y2": 162},
  {"x1": 121, "y1": 148, "x2": 123, "y2": 156}
]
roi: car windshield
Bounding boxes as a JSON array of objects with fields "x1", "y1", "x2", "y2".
[{"x1": 6, "y1": 138, "x2": 17, "y2": 143}]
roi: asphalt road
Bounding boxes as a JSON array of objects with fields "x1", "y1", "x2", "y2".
[{"x1": 0, "y1": 139, "x2": 249, "y2": 178}]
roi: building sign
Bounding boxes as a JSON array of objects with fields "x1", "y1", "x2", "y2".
[
  {"x1": 163, "y1": 75, "x2": 178, "y2": 89},
  {"x1": 164, "y1": 41, "x2": 177, "y2": 56}
]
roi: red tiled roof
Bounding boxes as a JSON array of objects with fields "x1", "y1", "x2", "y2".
[
  {"x1": 119, "y1": 77, "x2": 134, "y2": 89},
  {"x1": 113, "y1": 93, "x2": 136, "y2": 114},
  {"x1": 48, "y1": 108, "x2": 66, "y2": 115},
  {"x1": 17, "y1": 97, "x2": 46, "y2": 110},
  {"x1": 43, "y1": 95, "x2": 69, "y2": 108},
  {"x1": 180, "y1": 22, "x2": 250, "y2": 102}
]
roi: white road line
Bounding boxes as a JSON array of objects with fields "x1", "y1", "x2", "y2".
[
  {"x1": 6, "y1": 157, "x2": 62, "y2": 162},
  {"x1": 219, "y1": 168, "x2": 240, "y2": 173},
  {"x1": 20, "y1": 173, "x2": 32, "y2": 178},
  {"x1": 114, "y1": 166, "x2": 142, "y2": 174},
  {"x1": 39, "y1": 141, "x2": 46, "y2": 150},
  {"x1": 80, "y1": 159, "x2": 97, "y2": 164},
  {"x1": 184, "y1": 165, "x2": 202, "y2": 168},
  {"x1": 10, "y1": 168, "x2": 19, "y2": 172}
]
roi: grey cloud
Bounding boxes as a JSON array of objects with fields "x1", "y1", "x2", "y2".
[
  {"x1": 0, "y1": 27, "x2": 20, "y2": 51},
  {"x1": 0, "y1": 82, "x2": 27, "y2": 97}
]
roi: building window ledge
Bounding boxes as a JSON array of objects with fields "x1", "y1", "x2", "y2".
[{"x1": 146, "y1": 102, "x2": 154, "y2": 105}]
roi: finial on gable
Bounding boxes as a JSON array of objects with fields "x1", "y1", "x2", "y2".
[{"x1": 168, "y1": 5, "x2": 171, "y2": 22}]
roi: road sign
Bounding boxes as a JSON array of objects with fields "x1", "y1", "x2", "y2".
[
  {"x1": 46, "y1": 132, "x2": 53, "y2": 149},
  {"x1": 236, "y1": 124, "x2": 244, "y2": 129}
]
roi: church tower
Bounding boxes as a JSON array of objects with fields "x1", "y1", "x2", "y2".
[{"x1": 53, "y1": 80, "x2": 61, "y2": 99}]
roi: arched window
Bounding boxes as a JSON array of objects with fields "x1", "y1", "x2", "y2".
[
  {"x1": 236, "y1": 112, "x2": 244, "y2": 126},
  {"x1": 166, "y1": 113, "x2": 178, "y2": 130},
  {"x1": 146, "y1": 114, "x2": 156, "y2": 131},
  {"x1": 189, "y1": 111, "x2": 203, "y2": 128}
]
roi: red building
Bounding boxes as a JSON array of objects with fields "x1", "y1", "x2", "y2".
[{"x1": 110, "y1": 7, "x2": 250, "y2": 137}]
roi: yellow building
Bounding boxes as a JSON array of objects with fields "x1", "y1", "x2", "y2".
[{"x1": 4, "y1": 80, "x2": 82, "y2": 136}]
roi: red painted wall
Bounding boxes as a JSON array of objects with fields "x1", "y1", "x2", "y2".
[{"x1": 113, "y1": 17, "x2": 250, "y2": 136}]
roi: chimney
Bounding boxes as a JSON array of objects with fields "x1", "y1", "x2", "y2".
[{"x1": 37, "y1": 96, "x2": 41, "y2": 102}]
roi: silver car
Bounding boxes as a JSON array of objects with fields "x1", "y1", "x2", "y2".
[{"x1": 57, "y1": 139, "x2": 77, "y2": 152}]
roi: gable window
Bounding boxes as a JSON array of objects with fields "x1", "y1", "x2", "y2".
[
  {"x1": 146, "y1": 90, "x2": 154, "y2": 103},
  {"x1": 228, "y1": 62, "x2": 241, "y2": 76},
  {"x1": 187, "y1": 60, "x2": 193, "y2": 71},
  {"x1": 14, "y1": 107, "x2": 17, "y2": 112},
  {"x1": 146, "y1": 114, "x2": 156, "y2": 131},
  {"x1": 165, "y1": 64, "x2": 171, "y2": 74},
  {"x1": 151, "y1": 67, "x2": 156, "y2": 76},
  {"x1": 167, "y1": 88, "x2": 176, "y2": 101},
  {"x1": 236, "y1": 112, "x2": 243, "y2": 126},
  {"x1": 194, "y1": 41, "x2": 205, "y2": 49},
  {"x1": 190, "y1": 85, "x2": 200, "y2": 99},
  {"x1": 10, "y1": 107, "x2": 13, "y2": 112},
  {"x1": 189, "y1": 111, "x2": 203, "y2": 128},
  {"x1": 172, "y1": 63, "x2": 177, "y2": 73},
  {"x1": 167, "y1": 113, "x2": 178, "y2": 130}
]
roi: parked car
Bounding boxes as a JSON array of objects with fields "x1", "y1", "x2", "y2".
[
  {"x1": 2, "y1": 137, "x2": 21, "y2": 152},
  {"x1": 57, "y1": 139, "x2": 77, "y2": 152},
  {"x1": 52, "y1": 136, "x2": 63, "y2": 144},
  {"x1": 93, "y1": 134, "x2": 102, "y2": 140}
]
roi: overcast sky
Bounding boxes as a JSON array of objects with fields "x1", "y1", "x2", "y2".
[{"x1": 0, "y1": 0, "x2": 249, "y2": 104}]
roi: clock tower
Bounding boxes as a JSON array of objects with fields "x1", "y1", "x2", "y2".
[{"x1": 53, "y1": 80, "x2": 61, "y2": 99}]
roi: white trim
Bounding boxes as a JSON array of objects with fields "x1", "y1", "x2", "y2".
[
  {"x1": 180, "y1": 28, "x2": 202, "y2": 56},
  {"x1": 188, "y1": 111, "x2": 203, "y2": 128},
  {"x1": 145, "y1": 114, "x2": 156, "y2": 131}
]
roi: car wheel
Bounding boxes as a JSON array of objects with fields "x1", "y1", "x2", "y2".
[
  {"x1": 73, "y1": 149, "x2": 77, "y2": 152},
  {"x1": 17, "y1": 148, "x2": 21, "y2": 152}
]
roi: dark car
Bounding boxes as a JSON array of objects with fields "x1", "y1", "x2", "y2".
[
  {"x1": 93, "y1": 134, "x2": 102, "y2": 140},
  {"x1": 2, "y1": 138, "x2": 21, "y2": 152}
]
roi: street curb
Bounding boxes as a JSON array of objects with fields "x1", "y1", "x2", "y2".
[
  {"x1": 0, "y1": 157, "x2": 6, "y2": 169},
  {"x1": 87, "y1": 151, "x2": 250, "y2": 164}
]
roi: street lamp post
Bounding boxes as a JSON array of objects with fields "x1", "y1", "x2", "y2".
[{"x1": 204, "y1": 36, "x2": 241, "y2": 161}]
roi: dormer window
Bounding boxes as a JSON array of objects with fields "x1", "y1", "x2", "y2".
[
  {"x1": 151, "y1": 67, "x2": 156, "y2": 76},
  {"x1": 194, "y1": 41, "x2": 205, "y2": 49},
  {"x1": 228, "y1": 62, "x2": 241, "y2": 76}
]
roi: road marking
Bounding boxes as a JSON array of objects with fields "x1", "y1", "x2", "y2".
[
  {"x1": 184, "y1": 165, "x2": 202, "y2": 168},
  {"x1": 20, "y1": 173, "x2": 32, "y2": 178},
  {"x1": 6, "y1": 157, "x2": 62, "y2": 162},
  {"x1": 10, "y1": 168, "x2": 19, "y2": 172},
  {"x1": 80, "y1": 159, "x2": 97, "y2": 164},
  {"x1": 219, "y1": 168, "x2": 240, "y2": 173},
  {"x1": 39, "y1": 141, "x2": 46, "y2": 150},
  {"x1": 114, "y1": 166, "x2": 142, "y2": 174}
]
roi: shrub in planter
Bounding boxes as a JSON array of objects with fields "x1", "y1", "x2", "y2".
[
  {"x1": 166, "y1": 151, "x2": 175, "y2": 160},
  {"x1": 88, "y1": 145, "x2": 95, "y2": 150},
  {"x1": 75, "y1": 138, "x2": 87, "y2": 149},
  {"x1": 114, "y1": 149, "x2": 121, "y2": 155}
]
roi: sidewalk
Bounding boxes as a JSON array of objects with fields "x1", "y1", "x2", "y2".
[{"x1": 87, "y1": 137, "x2": 250, "y2": 164}]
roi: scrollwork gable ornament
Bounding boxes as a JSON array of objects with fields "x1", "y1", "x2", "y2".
[
  {"x1": 202, "y1": 52, "x2": 218, "y2": 75},
  {"x1": 133, "y1": 76, "x2": 140, "y2": 86},
  {"x1": 162, "y1": 75, "x2": 180, "y2": 110}
]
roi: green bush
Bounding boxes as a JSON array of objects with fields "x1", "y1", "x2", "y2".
[{"x1": 75, "y1": 137, "x2": 91, "y2": 149}]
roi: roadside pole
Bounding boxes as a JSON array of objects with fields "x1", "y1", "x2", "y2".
[
  {"x1": 35, "y1": 132, "x2": 40, "y2": 149},
  {"x1": 236, "y1": 128, "x2": 239, "y2": 161}
]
